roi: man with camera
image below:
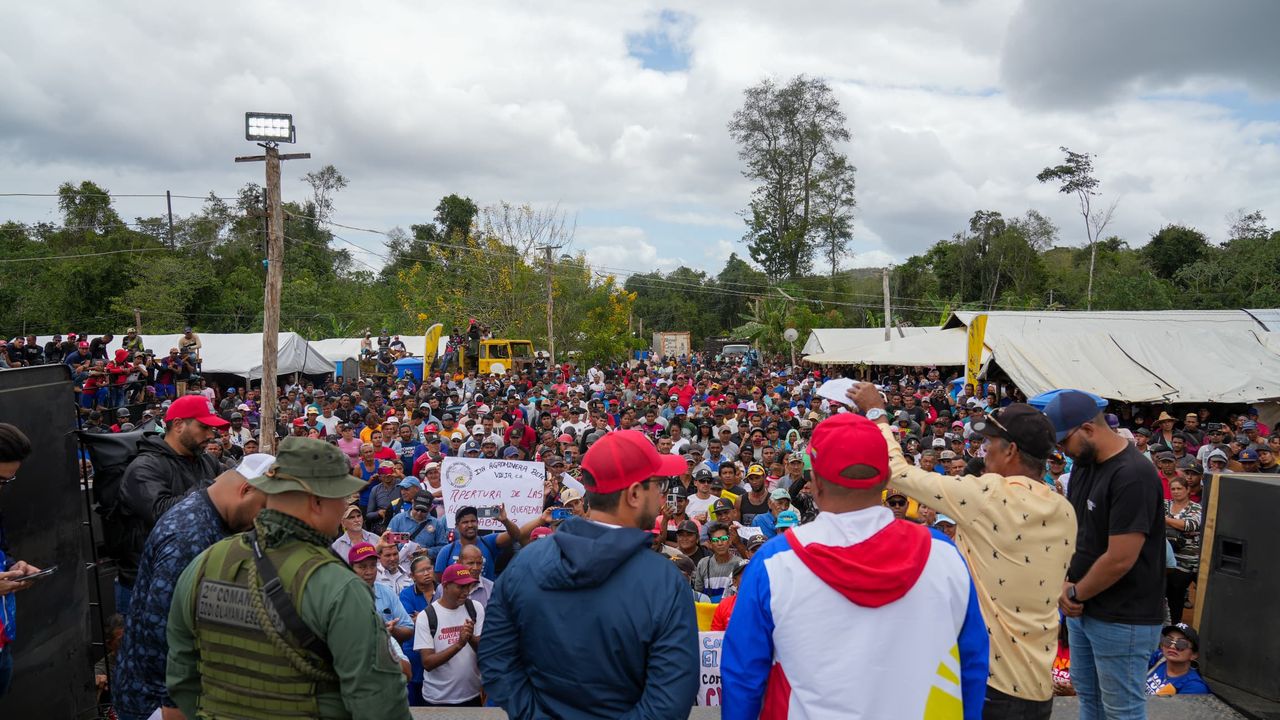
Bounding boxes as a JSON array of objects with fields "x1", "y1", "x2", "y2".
[{"x1": 432, "y1": 505, "x2": 520, "y2": 581}]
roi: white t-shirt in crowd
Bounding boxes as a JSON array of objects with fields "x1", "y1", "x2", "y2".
[
  {"x1": 413, "y1": 600, "x2": 486, "y2": 704},
  {"x1": 685, "y1": 493, "x2": 717, "y2": 519}
]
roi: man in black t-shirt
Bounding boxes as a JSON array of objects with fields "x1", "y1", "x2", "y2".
[{"x1": 1047, "y1": 390, "x2": 1163, "y2": 720}]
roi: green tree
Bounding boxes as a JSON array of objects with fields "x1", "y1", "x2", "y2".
[
  {"x1": 1142, "y1": 224, "x2": 1209, "y2": 280},
  {"x1": 728, "y1": 75, "x2": 857, "y2": 279},
  {"x1": 1036, "y1": 147, "x2": 1116, "y2": 309}
]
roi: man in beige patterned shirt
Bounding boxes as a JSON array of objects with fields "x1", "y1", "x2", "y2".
[{"x1": 851, "y1": 383, "x2": 1076, "y2": 720}]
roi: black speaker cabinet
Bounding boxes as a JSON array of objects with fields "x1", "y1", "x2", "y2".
[
  {"x1": 1196, "y1": 471, "x2": 1280, "y2": 718},
  {"x1": 0, "y1": 365, "x2": 96, "y2": 718}
]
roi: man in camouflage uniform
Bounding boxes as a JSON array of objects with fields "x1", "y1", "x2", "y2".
[{"x1": 166, "y1": 436, "x2": 411, "y2": 719}]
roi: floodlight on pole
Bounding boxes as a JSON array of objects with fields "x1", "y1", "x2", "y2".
[
  {"x1": 235, "y1": 113, "x2": 310, "y2": 452},
  {"x1": 245, "y1": 112, "x2": 296, "y2": 143}
]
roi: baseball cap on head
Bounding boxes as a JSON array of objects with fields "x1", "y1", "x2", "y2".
[
  {"x1": 805, "y1": 414, "x2": 889, "y2": 489},
  {"x1": 969, "y1": 404, "x2": 1056, "y2": 460},
  {"x1": 580, "y1": 430, "x2": 685, "y2": 494},
  {"x1": 165, "y1": 395, "x2": 229, "y2": 428},
  {"x1": 1043, "y1": 390, "x2": 1107, "y2": 442},
  {"x1": 250, "y1": 436, "x2": 367, "y2": 498},
  {"x1": 441, "y1": 563, "x2": 478, "y2": 586},
  {"x1": 234, "y1": 453, "x2": 276, "y2": 481},
  {"x1": 347, "y1": 542, "x2": 377, "y2": 565},
  {"x1": 775, "y1": 509, "x2": 800, "y2": 528}
]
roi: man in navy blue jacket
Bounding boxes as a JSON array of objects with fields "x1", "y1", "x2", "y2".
[{"x1": 479, "y1": 430, "x2": 698, "y2": 719}]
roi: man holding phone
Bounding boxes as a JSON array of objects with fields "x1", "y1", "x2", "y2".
[
  {"x1": 0, "y1": 424, "x2": 39, "y2": 697},
  {"x1": 433, "y1": 505, "x2": 520, "y2": 581}
]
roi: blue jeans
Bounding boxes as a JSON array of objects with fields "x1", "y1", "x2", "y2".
[{"x1": 1066, "y1": 615, "x2": 1160, "y2": 720}]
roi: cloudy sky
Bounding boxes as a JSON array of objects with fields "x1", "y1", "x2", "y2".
[{"x1": 2, "y1": 1, "x2": 1278, "y2": 277}]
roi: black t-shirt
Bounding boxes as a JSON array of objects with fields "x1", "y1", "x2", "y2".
[
  {"x1": 1066, "y1": 443, "x2": 1165, "y2": 625},
  {"x1": 738, "y1": 492, "x2": 771, "y2": 526}
]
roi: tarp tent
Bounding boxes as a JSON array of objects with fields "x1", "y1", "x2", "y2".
[
  {"x1": 800, "y1": 327, "x2": 932, "y2": 356},
  {"x1": 34, "y1": 332, "x2": 334, "y2": 379},
  {"x1": 312, "y1": 336, "x2": 448, "y2": 362},
  {"x1": 940, "y1": 310, "x2": 1280, "y2": 404},
  {"x1": 805, "y1": 327, "x2": 989, "y2": 367}
]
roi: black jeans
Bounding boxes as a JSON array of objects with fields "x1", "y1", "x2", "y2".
[
  {"x1": 1166, "y1": 568, "x2": 1196, "y2": 626},
  {"x1": 984, "y1": 685, "x2": 1052, "y2": 720}
]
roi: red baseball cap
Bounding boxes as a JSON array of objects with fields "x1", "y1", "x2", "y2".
[
  {"x1": 580, "y1": 430, "x2": 685, "y2": 494},
  {"x1": 165, "y1": 395, "x2": 229, "y2": 428},
  {"x1": 347, "y1": 542, "x2": 376, "y2": 565},
  {"x1": 806, "y1": 413, "x2": 889, "y2": 489},
  {"x1": 441, "y1": 563, "x2": 478, "y2": 585}
]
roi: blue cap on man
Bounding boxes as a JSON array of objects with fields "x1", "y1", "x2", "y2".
[{"x1": 1043, "y1": 389, "x2": 1106, "y2": 442}]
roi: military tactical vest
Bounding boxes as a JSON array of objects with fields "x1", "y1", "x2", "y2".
[{"x1": 190, "y1": 534, "x2": 340, "y2": 718}]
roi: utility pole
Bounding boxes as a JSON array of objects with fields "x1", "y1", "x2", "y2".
[
  {"x1": 236, "y1": 142, "x2": 309, "y2": 453},
  {"x1": 537, "y1": 244, "x2": 561, "y2": 364},
  {"x1": 882, "y1": 267, "x2": 892, "y2": 341},
  {"x1": 165, "y1": 190, "x2": 175, "y2": 249}
]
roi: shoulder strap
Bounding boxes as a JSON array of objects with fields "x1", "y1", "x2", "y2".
[
  {"x1": 408, "y1": 518, "x2": 433, "y2": 543},
  {"x1": 247, "y1": 529, "x2": 332, "y2": 663},
  {"x1": 426, "y1": 603, "x2": 438, "y2": 637},
  {"x1": 464, "y1": 598, "x2": 476, "y2": 623}
]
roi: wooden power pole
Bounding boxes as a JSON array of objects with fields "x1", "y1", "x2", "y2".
[
  {"x1": 882, "y1": 267, "x2": 892, "y2": 342},
  {"x1": 538, "y1": 244, "x2": 561, "y2": 364},
  {"x1": 236, "y1": 143, "x2": 309, "y2": 453}
]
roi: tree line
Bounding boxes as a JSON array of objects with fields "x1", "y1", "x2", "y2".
[{"x1": 0, "y1": 178, "x2": 641, "y2": 365}]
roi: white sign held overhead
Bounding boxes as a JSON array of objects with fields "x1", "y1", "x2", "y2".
[
  {"x1": 440, "y1": 457, "x2": 546, "y2": 531},
  {"x1": 815, "y1": 378, "x2": 857, "y2": 407}
]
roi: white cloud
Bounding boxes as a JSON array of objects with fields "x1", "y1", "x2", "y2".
[{"x1": 0, "y1": 0, "x2": 1277, "y2": 279}]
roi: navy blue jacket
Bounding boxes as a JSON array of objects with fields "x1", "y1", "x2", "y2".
[{"x1": 478, "y1": 516, "x2": 698, "y2": 719}]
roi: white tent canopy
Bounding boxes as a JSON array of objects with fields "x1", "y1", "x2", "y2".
[
  {"x1": 35, "y1": 332, "x2": 335, "y2": 379},
  {"x1": 941, "y1": 310, "x2": 1280, "y2": 404},
  {"x1": 805, "y1": 327, "x2": 990, "y2": 367},
  {"x1": 801, "y1": 327, "x2": 933, "y2": 356},
  {"x1": 312, "y1": 336, "x2": 448, "y2": 362}
]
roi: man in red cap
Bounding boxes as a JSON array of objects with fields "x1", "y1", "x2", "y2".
[
  {"x1": 479, "y1": 429, "x2": 698, "y2": 719},
  {"x1": 114, "y1": 395, "x2": 227, "y2": 615},
  {"x1": 722, "y1": 412, "x2": 989, "y2": 720}
]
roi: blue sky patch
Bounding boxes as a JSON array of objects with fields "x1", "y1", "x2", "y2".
[{"x1": 627, "y1": 9, "x2": 694, "y2": 72}]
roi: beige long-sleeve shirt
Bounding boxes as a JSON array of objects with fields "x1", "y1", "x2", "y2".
[{"x1": 879, "y1": 422, "x2": 1076, "y2": 701}]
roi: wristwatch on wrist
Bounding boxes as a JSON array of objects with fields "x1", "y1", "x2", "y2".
[
  {"x1": 1067, "y1": 584, "x2": 1079, "y2": 602},
  {"x1": 865, "y1": 408, "x2": 887, "y2": 422}
]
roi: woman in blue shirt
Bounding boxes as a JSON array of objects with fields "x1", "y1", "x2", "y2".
[{"x1": 1146, "y1": 624, "x2": 1211, "y2": 696}]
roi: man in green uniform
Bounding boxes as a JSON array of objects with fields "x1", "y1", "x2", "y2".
[{"x1": 166, "y1": 436, "x2": 411, "y2": 719}]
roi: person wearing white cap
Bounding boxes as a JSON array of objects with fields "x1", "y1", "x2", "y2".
[{"x1": 112, "y1": 454, "x2": 274, "y2": 720}]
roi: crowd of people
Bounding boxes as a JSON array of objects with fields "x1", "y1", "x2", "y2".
[{"x1": 1, "y1": 328, "x2": 1269, "y2": 719}]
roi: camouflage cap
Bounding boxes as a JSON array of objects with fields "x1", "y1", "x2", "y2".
[{"x1": 249, "y1": 436, "x2": 366, "y2": 498}]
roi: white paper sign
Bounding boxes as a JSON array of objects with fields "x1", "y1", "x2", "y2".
[
  {"x1": 440, "y1": 457, "x2": 546, "y2": 531},
  {"x1": 696, "y1": 631, "x2": 725, "y2": 706},
  {"x1": 816, "y1": 378, "x2": 856, "y2": 406}
]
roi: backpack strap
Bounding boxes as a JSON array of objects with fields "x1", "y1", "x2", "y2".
[
  {"x1": 465, "y1": 598, "x2": 476, "y2": 623},
  {"x1": 408, "y1": 518, "x2": 434, "y2": 544},
  {"x1": 426, "y1": 603, "x2": 438, "y2": 638}
]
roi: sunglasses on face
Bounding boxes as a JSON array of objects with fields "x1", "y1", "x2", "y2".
[
  {"x1": 1160, "y1": 636, "x2": 1192, "y2": 651},
  {"x1": 887, "y1": 499, "x2": 907, "y2": 508},
  {"x1": 709, "y1": 535, "x2": 730, "y2": 543}
]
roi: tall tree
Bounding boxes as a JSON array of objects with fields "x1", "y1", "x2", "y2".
[
  {"x1": 728, "y1": 75, "x2": 857, "y2": 279},
  {"x1": 1037, "y1": 147, "x2": 1116, "y2": 309}
]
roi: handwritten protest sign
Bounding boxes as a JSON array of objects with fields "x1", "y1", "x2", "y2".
[
  {"x1": 440, "y1": 457, "x2": 545, "y2": 531},
  {"x1": 696, "y1": 631, "x2": 724, "y2": 706}
]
